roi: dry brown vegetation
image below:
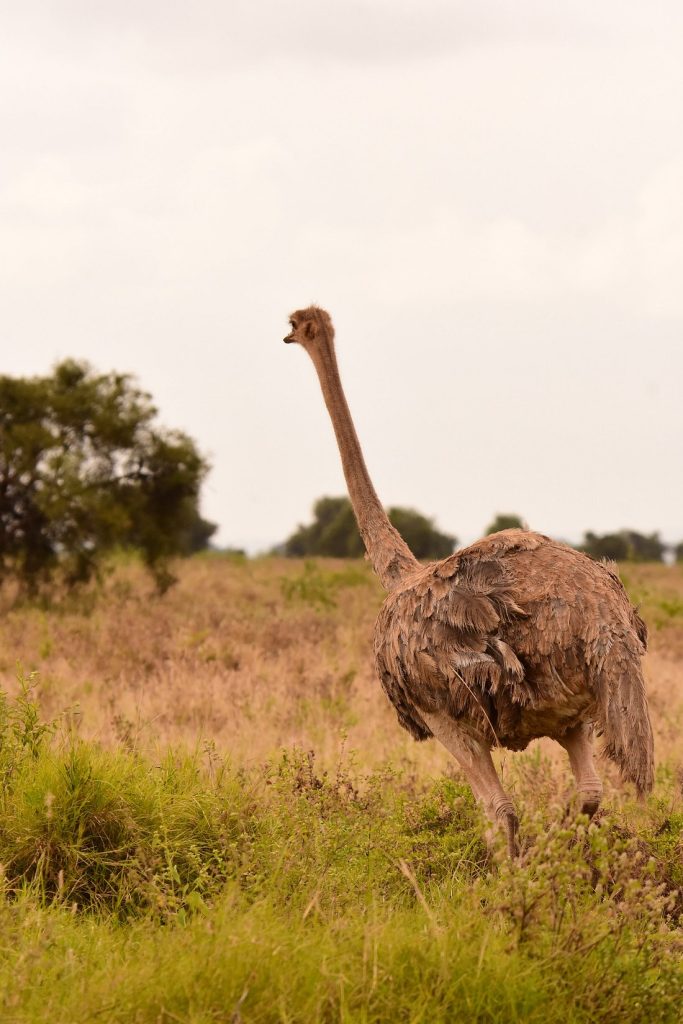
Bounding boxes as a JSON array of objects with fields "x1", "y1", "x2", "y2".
[
  {"x1": 1, "y1": 554, "x2": 682, "y2": 1022},
  {"x1": 2, "y1": 554, "x2": 682, "y2": 788}
]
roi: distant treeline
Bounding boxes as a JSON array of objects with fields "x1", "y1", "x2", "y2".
[
  {"x1": 281, "y1": 498, "x2": 680, "y2": 564},
  {"x1": 5, "y1": 355, "x2": 676, "y2": 603},
  {"x1": 283, "y1": 496, "x2": 455, "y2": 561},
  {"x1": 580, "y1": 530, "x2": 669, "y2": 562}
]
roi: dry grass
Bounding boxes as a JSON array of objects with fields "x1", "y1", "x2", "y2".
[
  {"x1": 1, "y1": 554, "x2": 682, "y2": 784},
  {"x1": 1, "y1": 554, "x2": 682, "y2": 1023}
]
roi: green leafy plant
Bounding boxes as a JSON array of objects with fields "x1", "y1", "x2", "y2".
[
  {"x1": 284, "y1": 495, "x2": 456, "y2": 559},
  {"x1": 0, "y1": 360, "x2": 215, "y2": 594},
  {"x1": 280, "y1": 559, "x2": 373, "y2": 610}
]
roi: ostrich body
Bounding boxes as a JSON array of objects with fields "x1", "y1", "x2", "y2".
[{"x1": 284, "y1": 306, "x2": 654, "y2": 853}]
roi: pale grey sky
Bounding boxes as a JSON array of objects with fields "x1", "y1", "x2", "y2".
[{"x1": 1, "y1": 2, "x2": 682, "y2": 551}]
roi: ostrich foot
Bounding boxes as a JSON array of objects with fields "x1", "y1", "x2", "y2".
[
  {"x1": 580, "y1": 794, "x2": 601, "y2": 819},
  {"x1": 496, "y1": 803, "x2": 520, "y2": 858},
  {"x1": 564, "y1": 785, "x2": 603, "y2": 821}
]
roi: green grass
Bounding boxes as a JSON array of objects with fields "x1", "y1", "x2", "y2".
[
  {"x1": 619, "y1": 568, "x2": 683, "y2": 631},
  {"x1": 0, "y1": 682, "x2": 681, "y2": 1022},
  {"x1": 280, "y1": 559, "x2": 374, "y2": 610}
]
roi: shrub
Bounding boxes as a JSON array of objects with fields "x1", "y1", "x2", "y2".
[
  {"x1": 0, "y1": 360, "x2": 215, "y2": 594},
  {"x1": 284, "y1": 495, "x2": 456, "y2": 560}
]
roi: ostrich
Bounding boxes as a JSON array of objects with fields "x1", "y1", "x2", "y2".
[{"x1": 283, "y1": 306, "x2": 654, "y2": 854}]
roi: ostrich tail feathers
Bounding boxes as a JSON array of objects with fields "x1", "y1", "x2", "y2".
[{"x1": 595, "y1": 639, "x2": 654, "y2": 796}]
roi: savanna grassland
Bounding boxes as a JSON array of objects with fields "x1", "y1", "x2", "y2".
[{"x1": 1, "y1": 554, "x2": 682, "y2": 1023}]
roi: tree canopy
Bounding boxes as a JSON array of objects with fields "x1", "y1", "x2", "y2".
[
  {"x1": 581, "y1": 530, "x2": 665, "y2": 563},
  {"x1": 283, "y1": 500, "x2": 678, "y2": 568},
  {"x1": 484, "y1": 513, "x2": 526, "y2": 535},
  {"x1": 0, "y1": 360, "x2": 215, "y2": 592},
  {"x1": 284, "y1": 496, "x2": 456, "y2": 561}
]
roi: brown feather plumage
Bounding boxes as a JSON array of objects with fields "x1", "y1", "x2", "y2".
[{"x1": 374, "y1": 528, "x2": 653, "y2": 793}]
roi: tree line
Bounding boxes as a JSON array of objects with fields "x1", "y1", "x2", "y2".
[
  {"x1": 283, "y1": 501, "x2": 680, "y2": 565},
  {"x1": 282, "y1": 496, "x2": 456, "y2": 560},
  {"x1": 1, "y1": 361, "x2": 679, "y2": 597}
]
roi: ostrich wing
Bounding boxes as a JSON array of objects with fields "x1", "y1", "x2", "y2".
[
  {"x1": 374, "y1": 544, "x2": 538, "y2": 745},
  {"x1": 374, "y1": 529, "x2": 649, "y2": 749}
]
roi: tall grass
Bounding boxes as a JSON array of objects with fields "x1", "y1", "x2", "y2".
[
  {"x1": 0, "y1": 681, "x2": 681, "y2": 1022},
  {"x1": 1, "y1": 557, "x2": 682, "y2": 772},
  {"x1": 0, "y1": 559, "x2": 682, "y2": 1021}
]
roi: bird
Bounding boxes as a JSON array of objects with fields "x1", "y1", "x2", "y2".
[{"x1": 283, "y1": 306, "x2": 654, "y2": 855}]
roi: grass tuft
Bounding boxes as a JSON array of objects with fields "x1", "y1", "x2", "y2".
[{"x1": 0, "y1": 685, "x2": 681, "y2": 1022}]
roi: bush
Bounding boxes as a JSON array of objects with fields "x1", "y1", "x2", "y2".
[
  {"x1": 485, "y1": 512, "x2": 526, "y2": 534},
  {"x1": 284, "y1": 496, "x2": 456, "y2": 560},
  {"x1": 582, "y1": 530, "x2": 665, "y2": 563},
  {"x1": 0, "y1": 360, "x2": 215, "y2": 594},
  {"x1": 280, "y1": 559, "x2": 372, "y2": 609}
]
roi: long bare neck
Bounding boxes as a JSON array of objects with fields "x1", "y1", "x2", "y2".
[{"x1": 305, "y1": 325, "x2": 419, "y2": 590}]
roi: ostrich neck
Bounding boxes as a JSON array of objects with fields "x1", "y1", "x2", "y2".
[{"x1": 307, "y1": 339, "x2": 419, "y2": 590}]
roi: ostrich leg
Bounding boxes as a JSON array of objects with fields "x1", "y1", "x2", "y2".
[
  {"x1": 558, "y1": 723, "x2": 603, "y2": 817},
  {"x1": 422, "y1": 710, "x2": 519, "y2": 856}
]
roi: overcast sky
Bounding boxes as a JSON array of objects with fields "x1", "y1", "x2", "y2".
[{"x1": 1, "y1": 1, "x2": 682, "y2": 551}]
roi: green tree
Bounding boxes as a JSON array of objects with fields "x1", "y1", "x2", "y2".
[
  {"x1": 621, "y1": 530, "x2": 665, "y2": 562},
  {"x1": 386, "y1": 506, "x2": 455, "y2": 559},
  {"x1": 0, "y1": 360, "x2": 214, "y2": 593},
  {"x1": 284, "y1": 497, "x2": 364, "y2": 558},
  {"x1": 674, "y1": 542, "x2": 683, "y2": 564},
  {"x1": 580, "y1": 530, "x2": 664, "y2": 563},
  {"x1": 581, "y1": 531, "x2": 630, "y2": 561},
  {"x1": 284, "y1": 496, "x2": 456, "y2": 560},
  {"x1": 485, "y1": 513, "x2": 526, "y2": 535}
]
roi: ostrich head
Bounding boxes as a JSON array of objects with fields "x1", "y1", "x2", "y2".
[{"x1": 283, "y1": 306, "x2": 334, "y2": 349}]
